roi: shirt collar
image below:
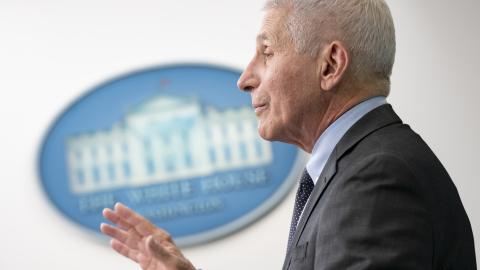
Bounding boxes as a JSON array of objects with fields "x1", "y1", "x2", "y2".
[{"x1": 306, "y1": 96, "x2": 387, "y2": 184}]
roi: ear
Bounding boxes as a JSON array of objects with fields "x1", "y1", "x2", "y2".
[{"x1": 318, "y1": 41, "x2": 349, "y2": 91}]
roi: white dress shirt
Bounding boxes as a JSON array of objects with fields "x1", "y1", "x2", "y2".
[{"x1": 306, "y1": 96, "x2": 387, "y2": 184}]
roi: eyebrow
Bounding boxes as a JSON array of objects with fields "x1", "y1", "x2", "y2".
[{"x1": 256, "y1": 33, "x2": 270, "y2": 44}]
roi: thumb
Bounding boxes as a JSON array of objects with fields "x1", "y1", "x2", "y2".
[
  {"x1": 146, "y1": 235, "x2": 196, "y2": 270},
  {"x1": 146, "y1": 235, "x2": 171, "y2": 261}
]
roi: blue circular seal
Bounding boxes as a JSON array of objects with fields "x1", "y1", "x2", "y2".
[{"x1": 39, "y1": 64, "x2": 304, "y2": 246}]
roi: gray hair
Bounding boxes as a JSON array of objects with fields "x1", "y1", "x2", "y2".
[{"x1": 265, "y1": 0, "x2": 396, "y2": 91}]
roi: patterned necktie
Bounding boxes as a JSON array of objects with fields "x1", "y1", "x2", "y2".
[{"x1": 287, "y1": 169, "x2": 315, "y2": 251}]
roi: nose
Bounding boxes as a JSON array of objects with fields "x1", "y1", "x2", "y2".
[{"x1": 237, "y1": 59, "x2": 260, "y2": 92}]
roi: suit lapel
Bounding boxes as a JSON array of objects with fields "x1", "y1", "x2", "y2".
[{"x1": 289, "y1": 104, "x2": 403, "y2": 252}]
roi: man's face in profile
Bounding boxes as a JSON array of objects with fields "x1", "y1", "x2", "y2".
[{"x1": 237, "y1": 8, "x2": 321, "y2": 146}]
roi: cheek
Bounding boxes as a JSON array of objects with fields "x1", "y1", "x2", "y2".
[
  {"x1": 272, "y1": 77, "x2": 302, "y2": 114},
  {"x1": 268, "y1": 67, "x2": 295, "y2": 99},
  {"x1": 263, "y1": 58, "x2": 311, "y2": 120}
]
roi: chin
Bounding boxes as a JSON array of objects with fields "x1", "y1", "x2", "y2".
[
  {"x1": 257, "y1": 122, "x2": 271, "y2": 141},
  {"x1": 257, "y1": 119, "x2": 300, "y2": 148},
  {"x1": 257, "y1": 121, "x2": 281, "y2": 142},
  {"x1": 257, "y1": 127, "x2": 269, "y2": 141}
]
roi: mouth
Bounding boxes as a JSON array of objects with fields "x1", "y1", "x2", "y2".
[{"x1": 253, "y1": 102, "x2": 268, "y2": 115}]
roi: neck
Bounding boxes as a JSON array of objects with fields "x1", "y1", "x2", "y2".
[{"x1": 298, "y1": 90, "x2": 382, "y2": 153}]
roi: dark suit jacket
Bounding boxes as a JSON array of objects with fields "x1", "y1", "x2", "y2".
[{"x1": 283, "y1": 104, "x2": 476, "y2": 270}]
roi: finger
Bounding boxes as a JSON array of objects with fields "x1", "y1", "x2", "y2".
[
  {"x1": 103, "y1": 208, "x2": 144, "y2": 242},
  {"x1": 101, "y1": 223, "x2": 146, "y2": 251},
  {"x1": 100, "y1": 223, "x2": 130, "y2": 244},
  {"x1": 103, "y1": 208, "x2": 134, "y2": 231},
  {"x1": 110, "y1": 239, "x2": 141, "y2": 263},
  {"x1": 114, "y1": 203, "x2": 173, "y2": 244},
  {"x1": 114, "y1": 203, "x2": 160, "y2": 237}
]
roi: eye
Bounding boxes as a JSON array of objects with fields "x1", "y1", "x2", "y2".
[{"x1": 263, "y1": 47, "x2": 274, "y2": 61}]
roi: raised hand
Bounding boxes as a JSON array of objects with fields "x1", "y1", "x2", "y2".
[{"x1": 100, "y1": 203, "x2": 196, "y2": 270}]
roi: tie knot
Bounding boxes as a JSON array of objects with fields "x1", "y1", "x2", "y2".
[{"x1": 300, "y1": 169, "x2": 314, "y2": 189}]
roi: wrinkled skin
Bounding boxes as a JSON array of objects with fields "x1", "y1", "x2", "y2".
[
  {"x1": 100, "y1": 6, "x2": 354, "y2": 270},
  {"x1": 101, "y1": 203, "x2": 195, "y2": 270}
]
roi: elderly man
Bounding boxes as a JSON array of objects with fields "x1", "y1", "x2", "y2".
[{"x1": 100, "y1": 0, "x2": 477, "y2": 269}]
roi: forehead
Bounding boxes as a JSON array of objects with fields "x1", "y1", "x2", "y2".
[{"x1": 257, "y1": 8, "x2": 290, "y2": 45}]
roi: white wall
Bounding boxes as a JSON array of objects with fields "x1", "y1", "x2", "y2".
[{"x1": 0, "y1": 0, "x2": 478, "y2": 269}]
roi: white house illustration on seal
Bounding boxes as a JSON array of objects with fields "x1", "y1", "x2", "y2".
[{"x1": 66, "y1": 94, "x2": 273, "y2": 194}]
